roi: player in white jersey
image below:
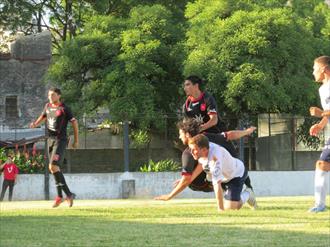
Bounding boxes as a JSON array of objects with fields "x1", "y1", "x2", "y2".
[
  {"x1": 188, "y1": 134, "x2": 256, "y2": 212},
  {"x1": 308, "y1": 56, "x2": 330, "y2": 213}
]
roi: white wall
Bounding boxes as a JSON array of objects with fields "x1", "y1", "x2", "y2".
[{"x1": 0, "y1": 171, "x2": 324, "y2": 201}]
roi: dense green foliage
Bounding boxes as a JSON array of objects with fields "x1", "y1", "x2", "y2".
[
  {"x1": 0, "y1": 147, "x2": 45, "y2": 174},
  {"x1": 48, "y1": 4, "x2": 184, "y2": 129},
  {"x1": 2, "y1": 1, "x2": 330, "y2": 131},
  {"x1": 184, "y1": 0, "x2": 330, "y2": 118}
]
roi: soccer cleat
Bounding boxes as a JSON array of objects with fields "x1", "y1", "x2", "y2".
[
  {"x1": 52, "y1": 196, "x2": 63, "y2": 208},
  {"x1": 245, "y1": 188, "x2": 257, "y2": 210},
  {"x1": 308, "y1": 205, "x2": 326, "y2": 213},
  {"x1": 66, "y1": 193, "x2": 76, "y2": 207}
]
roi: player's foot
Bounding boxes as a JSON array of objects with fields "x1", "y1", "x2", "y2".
[
  {"x1": 52, "y1": 196, "x2": 63, "y2": 208},
  {"x1": 308, "y1": 205, "x2": 326, "y2": 213},
  {"x1": 66, "y1": 193, "x2": 76, "y2": 207},
  {"x1": 245, "y1": 188, "x2": 257, "y2": 210}
]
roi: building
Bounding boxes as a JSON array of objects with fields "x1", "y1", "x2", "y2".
[{"x1": 0, "y1": 31, "x2": 51, "y2": 142}]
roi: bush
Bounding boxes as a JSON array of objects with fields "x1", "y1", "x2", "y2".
[
  {"x1": 139, "y1": 159, "x2": 180, "y2": 172},
  {"x1": 0, "y1": 147, "x2": 45, "y2": 174}
]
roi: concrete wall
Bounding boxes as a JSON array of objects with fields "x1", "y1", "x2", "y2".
[
  {"x1": 0, "y1": 171, "x2": 325, "y2": 201},
  {"x1": 256, "y1": 134, "x2": 320, "y2": 170},
  {"x1": 0, "y1": 31, "x2": 51, "y2": 129}
]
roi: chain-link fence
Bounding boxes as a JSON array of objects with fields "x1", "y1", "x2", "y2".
[{"x1": 1, "y1": 114, "x2": 329, "y2": 173}]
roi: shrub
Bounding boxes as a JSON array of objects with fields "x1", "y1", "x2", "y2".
[
  {"x1": 0, "y1": 147, "x2": 45, "y2": 174},
  {"x1": 139, "y1": 159, "x2": 180, "y2": 172}
]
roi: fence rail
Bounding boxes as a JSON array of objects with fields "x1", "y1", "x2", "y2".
[{"x1": 1, "y1": 114, "x2": 329, "y2": 172}]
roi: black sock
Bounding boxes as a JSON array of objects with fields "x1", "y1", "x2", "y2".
[
  {"x1": 53, "y1": 172, "x2": 63, "y2": 198},
  {"x1": 245, "y1": 176, "x2": 253, "y2": 190},
  {"x1": 58, "y1": 172, "x2": 72, "y2": 196}
]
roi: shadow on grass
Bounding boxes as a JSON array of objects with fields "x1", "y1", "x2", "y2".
[{"x1": 0, "y1": 214, "x2": 329, "y2": 247}]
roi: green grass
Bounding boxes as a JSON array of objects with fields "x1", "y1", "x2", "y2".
[{"x1": 0, "y1": 196, "x2": 329, "y2": 247}]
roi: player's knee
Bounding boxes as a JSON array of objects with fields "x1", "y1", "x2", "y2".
[{"x1": 315, "y1": 160, "x2": 330, "y2": 171}]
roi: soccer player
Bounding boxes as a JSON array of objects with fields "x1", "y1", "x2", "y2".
[
  {"x1": 182, "y1": 75, "x2": 226, "y2": 133},
  {"x1": 30, "y1": 87, "x2": 78, "y2": 208},
  {"x1": 0, "y1": 152, "x2": 19, "y2": 201},
  {"x1": 155, "y1": 119, "x2": 256, "y2": 207},
  {"x1": 308, "y1": 56, "x2": 330, "y2": 213},
  {"x1": 188, "y1": 134, "x2": 256, "y2": 212}
]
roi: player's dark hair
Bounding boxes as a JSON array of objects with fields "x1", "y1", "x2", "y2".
[
  {"x1": 188, "y1": 134, "x2": 209, "y2": 149},
  {"x1": 185, "y1": 75, "x2": 205, "y2": 86},
  {"x1": 49, "y1": 87, "x2": 62, "y2": 95},
  {"x1": 177, "y1": 118, "x2": 201, "y2": 137}
]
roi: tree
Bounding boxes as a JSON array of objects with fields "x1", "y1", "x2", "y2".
[
  {"x1": 47, "y1": 4, "x2": 185, "y2": 130},
  {"x1": 0, "y1": 0, "x2": 92, "y2": 51},
  {"x1": 184, "y1": 1, "x2": 330, "y2": 119},
  {"x1": 0, "y1": 0, "x2": 188, "y2": 53}
]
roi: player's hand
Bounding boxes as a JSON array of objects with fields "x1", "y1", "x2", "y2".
[
  {"x1": 72, "y1": 141, "x2": 79, "y2": 149},
  {"x1": 217, "y1": 207, "x2": 225, "y2": 213},
  {"x1": 154, "y1": 194, "x2": 171, "y2": 201},
  {"x1": 309, "y1": 124, "x2": 322, "y2": 136},
  {"x1": 172, "y1": 179, "x2": 180, "y2": 188},
  {"x1": 29, "y1": 122, "x2": 36, "y2": 128},
  {"x1": 310, "y1": 107, "x2": 323, "y2": 118},
  {"x1": 246, "y1": 126, "x2": 256, "y2": 135}
]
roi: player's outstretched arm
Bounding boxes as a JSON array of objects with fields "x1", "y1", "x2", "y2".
[
  {"x1": 214, "y1": 181, "x2": 224, "y2": 212},
  {"x1": 226, "y1": 126, "x2": 256, "y2": 141},
  {"x1": 71, "y1": 120, "x2": 79, "y2": 149},
  {"x1": 310, "y1": 116, "x2": 328, "y2": 136},
  {"x1": 154, "y1": 163, "x2": 204, "y2": 201},
  {"x1": 30, "y1": 115, "x2": 46, "y2": 128},
  {"x1": 154, "y1": 175, "x2": 191, "y2": 201}
]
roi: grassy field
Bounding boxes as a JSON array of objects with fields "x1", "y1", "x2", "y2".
[{"x1": 0, "y1": 196, "x2": 329, "y2": 247}]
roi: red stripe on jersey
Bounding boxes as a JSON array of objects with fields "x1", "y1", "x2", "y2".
[
  {"x1": 181, "y1": 172, "x2": 192, "y2": 176},
  {"x1": 188, "y1": 92, "x2": 205, "y2": 103}
]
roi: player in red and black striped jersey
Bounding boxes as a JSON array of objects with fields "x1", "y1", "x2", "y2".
[
  {"x1": 30, "y1": 87, "x2": 78, "y2": 208},
  {"x1": 154, "y1": 119, "x2": 256, "y2": 201},
  {"x1": 41, "y1": 101, "x2": 75, "y2": 140},
  {"x1": 182, "y1": 75, "x2": 226, "y2": 134}
]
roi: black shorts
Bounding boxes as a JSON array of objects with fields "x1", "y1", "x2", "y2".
[
  {"x1": 189, "y1": 171, "x2": 214, "y2": 192},
  {"x1": 319, "y1": 138, "x2": 330, "y2": 163},
  {"x1": 47, "y1": 138, "x2": 67, "y2": 167},
  {"x1": 221, "y1": 168, "x2": 248, "y2": 202}
]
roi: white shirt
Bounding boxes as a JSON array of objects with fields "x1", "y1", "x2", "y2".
[
  {"x1": 319, "y1": 79, "x2": 330, "y2": 138},
  {"x1": 198, "y1": 142, "x2": 245, "y2": 185},
  {"x1": 319, "y1": 79, "x2": 330, "y2": 111}
]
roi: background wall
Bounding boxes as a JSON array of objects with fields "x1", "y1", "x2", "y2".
[
  {"x1": 0, "y1": 31, "x2": 51, "y2": 129},
  {"x1": 0, "y1": 171, "x2": 323, "y2": 201}
]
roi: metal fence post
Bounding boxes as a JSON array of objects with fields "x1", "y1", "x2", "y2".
[
  {"x1": 44, "y1": 138, "x2": 49, "y2": 200},
  {"x1": 291, "y1": 117, "x2": 296, "y2": 171},
  {"x1": 123, "y1": 120, "x2": 130, "y2": 172},
  {"x1": 238, "y1": 119, "x2": 244, "y2": 162},
  {"x1": 84, "y1": 115, "x2": 87, "y2": 149}
]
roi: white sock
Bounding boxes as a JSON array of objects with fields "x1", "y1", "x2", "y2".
[
  {"x1": 314, "y1": 169, "x2": 329, "y2": 208},
  {"x1": 241, "y1": 191, "x2": 249, "y2": 204}
]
